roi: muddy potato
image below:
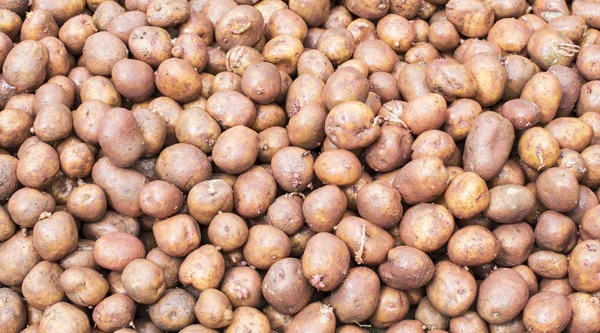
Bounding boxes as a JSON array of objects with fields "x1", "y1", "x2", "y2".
[
  {"x1": 187, "y1": 179, "x2": 234, "y2": 225},
  {"x1": 493, "y1": 222, "x2": 534, "y2": 267},
  {"x1": 21, "y1": 261, "x2": 63, "y2": 311},
  {"x1": 0, "y1": 288, "x2": 26, "y2": 332},
  {"x1": 487, "y1": 18, "x2": 532, "y2": 55},
  {"x1": 569, "y1": 185, "x2": 599, "y2": 225},
  {"x1": 39, "y1": 36, "x2": 73, "y2": 79},
  {"x1": 523, "y1": 292, "x2": 571, "y2": 333},
  {"x1": 175, "y1": 108, "x2": 221, "y2": 154},
  {"x1": 233, "y1": 166, "x2": 277, "y2": 218},
  {"x1": 152, "y1": 214, "x2": 201, "y2": 258},
  {"x1": 426, "y1": 59, "x2": 477, "y2": 102},
  {"x1": 326, "y1": 101, "x2": 380, "y2": 149},
  {"x1": 297, "y1": 49, "x2": 335, "y2": 83},
  {"x1": 499, "y1": 99, "x2": 540, "y2": 131},
  {"x1": 266, "y1": 9, "x2": 307, "y2": 41},
  {"x1": 477, "y1": 268, "x2": 529, "y2": 324},
  {"x1": 527, "y1": 29, "x2": 578, "y2": 71},
  {"x1": 323, "y1": 67, "x2": 369, "y2": 111},
  {"x1": 207, "y1": 212, "x2": 248, "y2": 251},
  {"x1": 369, "y1": 72, "x2": 399, "y2": 103},
  {"x1": 242, "y1": 225, "x2": 291, "y2": 270},
  {"x1": 155, "y1": 58, "x2": 203, "y2": 103},
  {"x1": 538, "y1": 278, "x2": 573, "y2": 296},
  {"x1": 213, "y1": 126, "x2": 259, "y2": 175},
  {"x1": 446, "y1": 0, "x2": 494, "y2": 37},
  {"x1": 535, "y1": 210, "x2": 577, "y2": 253},
  {"x1": 177, "y1": 245, "x2": 225, "y2": 292},
  {"x1": 121, "y1": 258, "x2": 166, "y2": 304},
  {"x1": 78, "y1": 76, "x2": 121, "y2": 108},
  {"x1": 32, "y1": 211, "x2": 78, "y2": 262},
  {"x1": 426, "y1": 261, "x2": 477, "y2": 317},
  {"x1": 266, "y1": 194, "x2": 304, "y2": 236},
  {"x1": 287, "y1": 103, "x2": 327, "y2": 149},
  {"x1": 20, "y1": 9, "x2": 58, "y2": 42},
  {"x1": 484, "y1": 185, "x2": 536, "y2": 223},
  {"x1": 5, "y1": 93, "x2": 34, "y2": 117},
  {"x1": 519, "y1": 72, "x2": 562, "y2": 124},
  {"x1": 367, "y1": 287, "x2": 409, "y2": 328},
  {"x1": 93, "y1": 232, "x2": 146, "y2": 271},
  {"x1": 81, "y1": 209, "x2": 140, "y2": 240},
  {"x1": 107, "y1": 10, "x2": 148, "y2": 44},
  {"x1": 411, "y1": 130, "x2": 456, "y2": 165},
  {"x1": 214, "y1": 5, "x2": 263, "y2": 51},
  {"x1": 428, "y1": 21, "x2": 460, "y2": 52},
  {"x1": 92, "y1": 294, "x2": 136, "y2": 332},
  {"x1": 356, "y1": 181, "x2": 403, "y2": 228},
  {"x1": 205, "y1": 46, "x2": 227, "y2": 74},
  {"x1": 138, "y1": 181, "x2": 183, "y2": 219},
  {"x1": 536, "y1": 167, "x2": 579, "y2": 212},
  {"x1": 364, "y1": 124, "x2": 412, "y2": 173},
  {"x1": 146, "y1": 0, "x2": 190, "y2": 27},
  {"x1": 336, "y1": 216, "x2": 394, "y2": 265},
  {"x1": 262, "y1": 34, "x2": 304, "y2": 75},
  {"x1": 400, "y1": 203, "x2": 454, "y2": 253},
  {"x1": 546, "y1": 65, "x2": 583, "y2": 118},
  {"x1": 241, "y1": 62, "x2": 281, "y2": 104},
  {"x1": 566, "y1": 292, "x2": 600, "y2": 333},
  {"x1": 376, "y1": 14, "x2": 416, "y2": 53},
  {"x1": 393, "y1": 156, "x2": 449, "y2": 204},
  {"x1": 0, "y1": 230, "x2": 41, "y2": 287},
  {"x1": 404, "y1": 43, "x2": 439, "y2": 65},
  {"x1": 128, "y1": 26, "x2": 172, "y2": 68},
  {"x1": 572, "y1": 1, "x2": 600, "y2": 29},
  {"x1": 39, "y1": 302, "x2": 90, "y2": 333},
  {"x1": 7, "y1": 187, "x2": 54, "y2": 229},
  {"x1": 353, "y1": 40, "x2": 399, "y2": 74},
  {"x1": 206, "y1": 90, "x2": 257, "y2": 128},
  {"x1": 546, "y1": 118, "x2": 592, "y2": 153},
  {"x1": 285, "y1": 73, "x2": 324, "y2": 117},
  {"x1": 578, "y1": 81, "x2": 600, "y2": 117},
  {"x1": 2, "y1": 40, "x2": 48, "y2": 92},
  {"x1": 303, "y1": 185, "x2": 347, "y2": 232},
  {"x1": 180, "y1": 11, "x2": 214, "y2": 46},
  {"x1": 444, "y1": 172, "x2": 489, "y2": 219},
  {"x1": 568, "y1": 240, "x2": 600, "y2": 292},
  {"x1": 0, "y1": 206, "x2": 15, "y2": 242},
  {"x1": 463, "y1": 53, "x2": 507, "y2": 107},
  {"x1": 262, "y1": 258, "x2": 312, "y2": 315},
  {"x1": 448, "y1": 225, "x2": 499, "y2": 266},
  {"x1": 301, "y1": 232, "x2": 350, "y2": 291},
  {"x1": 518, "y1": 127, "x2": 560, "y2": 172},
  {"x1": 33, "y1": 82, "x2": 71, "y2": 115},
  {"x1": 503, "y1": 55, "x2": 539, "y2": 100},
  {"x1": 330, "y1": 267, "x2": 380, "y2": 323},
  {"x1": 270, "y1": 146, "x2": 314, "y2": 192},
  {"x1": 156, "y1": 143, "x2": 211, "y2": 191},
  {"x1": 414, "y1": 297, "x2": 449, "y2": 330},
  {"x1": 225, "y1": 46, "x2": 264, "y2": 77},
  {"x1": 0, "y1": 9, "x2": 22, "y2": 41},
  {"x1": 81, "y1": 31, "x2": 127, "y2": 77},
  {"x1": 32, "y1": 103, "x2": 72, "y2": 143},
  {"x1": 287, "y1": 0, "x2": 328, "y2": 27},
  {"x1": 194, "y1": 288, "x2": 233, "y2": 329},
  {"x1": 314, "y1": 149, "x2": 362, "y2": 186},
  {"x1": 111, "y1": 59, "x2": 155, "y2": 102},
  {"x1": 60, "y1": 267, "x2": 109, "y2": 307},
  {"x1": 223, "y1": 306, "x2": 270, "y2": 333}
]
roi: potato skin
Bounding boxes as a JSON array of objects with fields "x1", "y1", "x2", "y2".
[
  {"x1": 335, "y1": 216, "x2": 394, "y2": 266},
  {"x1": 262, "y1": 258, "x2": 312, "y2": 315},
  {"x1": 523, "y1": 291, "x2": 571, "y2": 333},
  {"x1": 33, "y1": 211, "x2": 78, "y2": 262},
  {"x1": 378, "y1": 246, "x2": 434, "y2": 290},
  {"x1": 93, "y1": 232, "x2": 146, "y2": 272},
  {"x1": 330, "y1": 267, "x2": 380, "y2": 323},
  {"x1": 463, "y1": 111, "x2": 515, "y2": 180},
  {"x1": 484, "y1": 185, "x2": 536, "y2": 223},
  {"x1": 40, "y1": 302, "x2": 91, "y2": 333},
  {"x1": 98, "y1": 108, "x2": 145, "y2": 168},
  {"x1": 393, "y1": 156, "x2": 449, "y2": 204},
  {"x1": 2, "y1": 40, "x2": 48, "y2": 92},
  {"x1": 477, "y1": 268, "x2": 529, "y2": 325},
  {"x1": 179, "y1": 245, "x2": 225, "y2": 291},
  {"x1": 426, "y1": 261, "x2": 477, "y2": 317},
  {"x1": 568, "y1": 240, "x2": 600, "y2": 292},
  {"x1": 301, "y1": 232, "x2": 350, "y2": 292},
  {"x1": 444, "y1": 172, "x2": 489, "y2": 219},
  {"x1": 60, "y1": 267, "x2": 109, "y2": 307},
  {"x1": 0, "y1": 288, "x2": 26, "y2": 333}
]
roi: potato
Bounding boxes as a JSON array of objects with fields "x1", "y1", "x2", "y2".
[
  {"x1": 533, "y1": 211, "x2": 576, "y2": 254},
  {"x1": 93, "y1": 232, "x2": 145, "y2": 271},
  {"x1": 212, "y1": 126, "x2": 258, "y2": 175},
  {"x1": 378, "y1": 246, "x2": 434, "y2": 291},
  {"x1": 241, "y1": 224, "x2": 290, "y2": 270},
  {"x1": 484, "y1": 184, "x2": 536, "y2": 224},
  {"x1": 155, "y1": 58, "x2": 203, "y2": 103},
  {"x1": 0, "y1": 9, "x2": 22, "y2": 41},
  {"x1": 335, "y1": 216, "x2": 394, "y2": 265},
  {"x1": 128, "y1": 26, "x2": 172, "y2": 68},
  {"x1": 152, "y1": 214, "x2": 201, "y2": 257},
  {"x1": 214, "y1": 5, "x2": 263, "y2": 51},
  {"x1": 107, "y1": 10, "x2": 148, "y2": 43},
  {"x1": 207, "y1": 90, "x2": 257, "y2": 128},
  {"x1": 444, "y1": 172, "x2": 489, "y2": 219},
  {"x1": 568, "y1": 240, "x2": 600, "y2": 292},
  {"x1": 445, "y1": 0, "x2": 494, "y2": 37},
  {"x1": 121, "y1": 258, "x2": 166, "y2": 304},
  {"x1": 487, "y1": 18, "x2": 532, "y2": 55},
  {"x1": 314, "y1": 149, "x2": 362, "y2": 186},
  {"x1": 448, "y1": 225, "x2": 499, "y2": 266},
  {"x1": 21, "y1": 261, "x2": 63, "y2": 311},
  {"x1": 566, "y1": 292, "x2": 600, "y2": 333},
  {"x1": 527, "y1": 251, "x2": 568, "y2": 279},
  {"x1": 33, "y1": 211, "x2": 78, "y2": 262},
  {"x1": 527, "y1": 28, "x2": 578, "y2": 71},
  {"x1": 20, "y1": 9, "x2": 58, "y2": 42},
  {"x1": 393, "y1": 156, "x2": 449, "y2": 204},
  {"x1": 82, "y1": 210, "x2": 140, "y2": 240},
  {"x1": 573, "y1": 1, "x2": 600, "y2": 29},
  {"x1": 415, "y1": 297, "x2": 449, "y2": 330},
  {"x1": 92, "y1": 294, "x2": 136, "y2": 332},
  {"x1": 364, "y1": 124, "x2": 412, "y2": 172},
  {"x1": 180, "y1": 325, "x2": 220, "y2": 333},
  {"x1": 138, "y1": 180, "x2": 183, "y2": 219},
  {"x1": 60, "y1": 267, "x2": 109, "y2": 307},
  {"x1": 323, "y1": 67, "x2": 369, "y2": 111},
  {"x1": 219, "y1": 266, "x2": 264, "y2": 309},
  {"x1": 39, "y1": 302, "x2": 90, "y2": 333},
  {"x1": 179, "y1": 245, "x2": 225, "y2": 291},
  {"x1": 79, "y1": 75, "x2": 122, "y2": 108},
  {"x1": 463, "y1": 53, "x2": 507, "y2": 107},
  {"x1": 477, "y1": 268, "x2": 529, "y2": 324},
  {"x1": 262, "y1": 34, "x2": 304, "y2": 75},
  {"x1": 386, "y1": 320, "x2": 425, "y2": 333},
  {"x1": 224, "y1": 306, "x2": 270, "y2": 333},
  {"x1": 493, "y1": 222, "x2": 534, "y2": 267},
  {"x1": 302, "y1": 184, "x2": 347, "y2": 232},
  {"x1": 2, "y1": 40, "x2": 48, "y2": 92},
  {"x1": 426, "y1": 261, "x2": 477, "y2": 317},
  {"x1": 0, "y1": 288, "x2": 26, "y2": 332},
  {"x1": 426, "y1": 59, "x2": 477, "y2": 102},
  {"x1": 330, "y1": 267, "x2": 380, "y2": 323},
  {"x1": 356, "y1": 181, "x2": 402, "y2": 228},
  {"x1": 156, "y1": 143, "x2": 211, "y2": 191},
  {"x1": 568, "y1": 185, "x2": 598, "y2": 224},
  {"x1": 411, "y1": 130, "x2": 456, "y2": 165},
  {"x1": 502, "y1": 55, "x2": 538, "y2": 101},
  {"x1": 536, "y1": 167, "x2": 579, "y2": 212},
  {"x1": 518, "y1": 127, "x2": 560, "y2": 172},
  {"x1": 206, "y1": 212, "x2": 247, "y2": 251},
  {"x1": 92, "y1": 157, "x2": 147, "y2": 217},
  {"x1": 187, "y1": 179, "x2": 233, "y2": 225},
  {"x1": 146, "y1": 0, "x2": 190, "y2": 27},
  {"x1": 195, "y1": 288, "x2": 233, "y2": 329},
  {"x1": 353, "y1": 40, "x2": 398, "y2": 74},
  {"x1": 301, "y1": 232, "x2": 350, "y2": 291},
  {"x1": 523, "y1": 292, "x2": 571, "y2": 333},
  {"x1": 233, "y1": 166, "x2": 277, "y2": 218},
  {"x1": 428, "y1": 21, "x2": 459, "y2": 52},
  {"x1": 6, "y1": 187, "x2": 54, "y2": 228}
]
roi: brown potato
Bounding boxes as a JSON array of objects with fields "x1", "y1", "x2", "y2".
[
  {"x1": 314, "y1": 149, "x2": 362, "y2": 186},
  {"x1": 110, "y1": 59, "x2": 155, "y2": 102},
  {"x1": 386, "y1": 320, "x2": 425, "y2": 333},
  {"x1": 503, "y1": 55, "x2": 538, "y2": 101},
  {"x1": 0, "y1": 9, "x2": 22, "y2": 40},
  {"x1": 224, "y1": 306, "x2": 270, "y2": 333},
  {"x1": 536, "y1": 167, "x2": 579, "y2": 212},
  {"x1": 179, "y1": 245, "x2": 225, "y2": 291},
  {"x1": 220, "y1": 266, "x2": 263, "y2": 309},
  {"x1": 262, "y1": 34, "x2": 304, "y2": 75},
  {"x1": 33, "y1": 211, "x2": 78, "y2": 262},
  {"x1": 107, "y1": 10, "x2": 148, "y2": 44},
  {"x1": 92, "y1": 1, "x2": 126, "y2": 31},
  {"x1": 444, "y1": 172, "x2": 489, "y2": 219},
  {"x1": 527, "y1": 28, "x2": 578, "y2": 71},
  {"x1": 356, "y1": 181, "x2": 402, "y2": 228},
  {"x1": 364, "y1": 124, "x2": 412, "y2": 172},
  {"x1": 527, "y1": 251, "x2": 568, "y2": 279},
  {"x1": 484, "y1": 185, "x2": 536, "y2": 223},
  {"x1": 242, "y1": 224, "x2": 290, "y2": 270},
  {"x1": 411, "y1": 130, "x2": 456, "y2": 165},
  {"x1": 207, "y1": 90, "x2": 257, "y2": 128},
  {"x1": 22, "y1": 261, "x2": 63, "y2": 311},
  {"x1": 302, "y1": 232, "x2": 350, "y2": 291},
  {"x1": 207, "y1": 212, "x2": 248, "y2": 251},
  {"x1": 335, "y1": 216, "x2": 394, "y2": 265},
  {"x1": 152, "y1": 214, "x2": 201, "y2": 257},
  {"x1": 266, "y1": 9, "x2": 307, "y2": 41},
  {"x1": 128, "y1": 26, "x2": 172, "y2": 68},
  {"x1": 487, "y1": 18, "x2": 532, "y2": 55},
  {"x1": 393, "y1": 156, "x2": 449, "y2": 204},
  {"x1": 81, "y1": 210, "x2": 140, "y2": 240},
  {"x1": 446, "y1": 0, "x2": 494, "y2": 37},
  {"x1": 330, "y1": 267, "x2": 380, "y2": 323},
  {"x1": 426, "y1": 261, "x2": 477, "y2": 317},
  {"x1": 92, "y1": 157, "x2": 147, "y2": 217},
  {"x1": 146, "y1": 0, "x2": 190, "y2": 27},
  {"x1": 233, "y1": 166, "x2": 277, "y2": 218},
  {"x1": 138, "y1": 180, "x2": 183, "y2": 219},
  {"x1": 353, "y1": 40, "x2": 399, "y2": 74},
  {"x1": 155, "y1": 58, "x2": 203, "y2": 103},
  {"x1": 60, "y1": 266, "x2": 108, "y2": 307},
  {"x1": 195, "y1": 288, "x2": 233, "y2": 329},
  {"x1": 0, "y1": 288, "x2": 26, "y2": 332},
  {"x1": 400, "y1": 203, "x2": 454, "y2": 253},
  {"x1": 262, "y1": 258, "x2": 312, "y2": 315},
  {"x1": 415, "y1": 297, "x2": 449, "y2": 330},
  {"x1": 175, "y1": 108, "x2": 221, "y2": 154},
  {"x1": 477, "y1": 268, "x2": 529, "y2": 324},
  {"x1": 212, "y1": 126, "x2": 258, "y2": 175},
  {"x1": 302, "y1": 184, "x2": 347, "y2": 232},
  {"x1": 573, "y1": 1, "x2": 600, "y2": 29},
  {"x1": 2, "y1": 40, "x2": 48, "y2": 92},
  {"x1": 518, "y1": 127, "x2": 560, "y2": 172},
  {"x1": 215, "y1": 5, "x2": 263, "y2": 51},
  {"x1": 241, "y1": 62, "x2": 281, "y2": 105},
  {"x1": 463, "y1": 53, "x2": 507, "y2": 107},
  {"x1": 121, "y1": 258, "x2": 166, "y2": 304},
  {"x1": 0, "y1": 206, "x2": 15, "y2": 242},
  {"x1": 289, "y1": 0, "x2": 329, "y2": 27},
  {"x1": 270, "y1": 146, "x2": 314, "y2": 192},
  {"x1": 93, "y1": 294, "x2": 136, "y2": 332},
  {"x1": 426, "y1": 59, "x2": 477, "y2": 102},
  {"x1": 448, "y1": 225, "x2": 499, "y2": 266},
  {"x1": 568, "y1": 240, "x2": 600, "y2": 292},
  {"x1": 0, "y1": 231, "x2": 41, "y2": 286},
  {"x1": 523, "y1": 292, "x2": 571, "y2": 333},
  {"x1": 428, "y1": 21, "x2": 459, "y2": 53},
  {"x1": 494, "y1": 222, "x2": 535, "y2": 267},
  {"x1": 187, "y1": 179, "x2": 233, "y2": 225},
  {"x1": 32, "y1": 104, "x2": 71, "y2": 143},
  {"x1": 323, "y1": 67, "x2": 369, "y2": 111},
  {"x1": 156, "y1": 143, "x2": 211, "y2": 191},
  {"x1": 566, "y1": 292, "x2": 600, "y2": 333},
  {"x1": 93, "y1": 232, "x2": 146, "y2": 271},
  {"x1": 20, "y1": 9, "x2": 58, "y2": 42},
  {"x1": 7, "y1": 187, "x2": 55, "y2": 228},
  {"x1": 40, "y1": 302, "x2": 90, "y2": 333}
]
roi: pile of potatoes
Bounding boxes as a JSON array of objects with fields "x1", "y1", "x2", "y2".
[{"x1": 2, "y1": 0, "x2": 600, "y2": 332}]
